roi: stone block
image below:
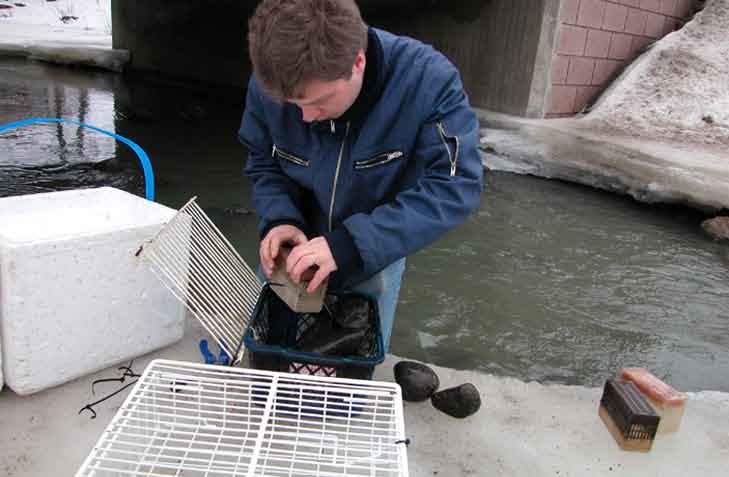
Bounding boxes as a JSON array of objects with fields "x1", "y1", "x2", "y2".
[
  {"x1": 552, "y1": 54, "x2": 570, "y2": 85},
  {"x1": 645, "y1": 11, "x2": 666, "y2": 37},
  {"x1": 603, "y1": 2, "x2": 629, "y2": 31},
  {"x1": 548, "y1": 85, "x2": 578, "y2": 114},
  {"x1": 557, "y1": 25, "x2": 588, "y2": 55},
  {"x1": 567, "y1": 57, "x2": 596, "y2": 85},
  {"x1": 631, "y1": 35, "x2": 653, "y2": 53},
  {"x1": 592, "y1": 58, "x2": 623, "y2": 85},
  {"x1": 640, "y1": 0, "x2": 663, "y2": 13},
  {"x1": 585, "y1": 29, "x2": 612, "y2": 57},
  {"x1": 660, "y1": 0, "x2": 679, "y2": 16},
  {"x1": 608, "y1": 32, "x2": 634, "y2": 59},
  {"x1": 625, "y1": 7, "x2": 648, "y2": 34},
  {"x1": 577, "y1": 0, "x2": 607, "y2": 28}
]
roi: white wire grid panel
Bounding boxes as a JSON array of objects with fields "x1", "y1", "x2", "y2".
[
  {"x1": 76, "y1": 360, "x2": 409, "y2": 477},
  {"x1": 138, "y1": 198, "x2": 262, "y2": 363}
]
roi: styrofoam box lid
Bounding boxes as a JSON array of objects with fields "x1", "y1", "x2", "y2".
[{"x1": 0, "y1": 187, "x2": 176, "y2": 246}]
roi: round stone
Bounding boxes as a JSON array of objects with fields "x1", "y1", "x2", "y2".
[
  {"x1": 393, "y1": 361, "x2": 440, "y2": 402},
  {"x1": 431, "y1": 383, "x2": 481, "y2": 418}
]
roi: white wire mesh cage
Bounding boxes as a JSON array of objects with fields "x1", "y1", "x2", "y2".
[{"x1": 76, "y1": 360, "x2": 409, "y2": 477}]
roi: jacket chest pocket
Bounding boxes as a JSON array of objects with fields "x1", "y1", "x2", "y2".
[
  {"x1": 272, "y1": 144, "x2": 310, "y2": 167},
  {"x1": 353, "y1": 150, "x2": 404, "y2": 170},
  {"x1": 351, "y1": 149, "x2": 406, "y2": 202}
]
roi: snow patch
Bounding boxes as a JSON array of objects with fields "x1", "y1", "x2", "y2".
[
  {"x1": 580, "y1": 0, "x2": 729, "y2": 148},
  {"x1": 0, "y1": 0, "x2": 111, "y2": 33},
  {"x1": 0, "y1": 1, "x2": 124, "y2": 72}
]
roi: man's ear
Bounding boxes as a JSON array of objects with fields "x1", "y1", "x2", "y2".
[{"x1": 352, "y1": 49, "x2": 366, "y2": 75}]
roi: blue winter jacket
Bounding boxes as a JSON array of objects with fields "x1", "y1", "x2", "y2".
[{"x1": 239, "y1": 27, "x2": 483, "y2": 289}]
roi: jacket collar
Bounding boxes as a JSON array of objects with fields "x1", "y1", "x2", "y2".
[
  {"x1": 340, "y1": 27, "x2": 385, "y2": 124},
  {"x1": 313, "y1": 27, "x2": 385, "y2": 132}
]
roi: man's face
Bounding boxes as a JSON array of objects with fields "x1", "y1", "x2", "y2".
[{"x1": 287, "y1": 50, "x2": 366, "y2": 123}]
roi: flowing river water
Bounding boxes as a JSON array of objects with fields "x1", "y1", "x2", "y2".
[{"x1": 2, "y1": 58, "x2": 728, "y2": 392}]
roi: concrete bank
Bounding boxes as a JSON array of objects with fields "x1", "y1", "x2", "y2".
[{"x1": 0, "y1": 317, "x2": 726, "y2": 477}]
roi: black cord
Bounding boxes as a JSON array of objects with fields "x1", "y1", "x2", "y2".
[
  {"x1": 81, "y1": 360, "x2": 140, "y2": 418},
  {"x1": 79, "y1": 380, "x2": 138, "y2": 419},
  {"x1": 90, "y1": 361, "x2": 140, "y2": 394}
]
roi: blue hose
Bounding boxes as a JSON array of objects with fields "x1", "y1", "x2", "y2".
[{"x1": 0, "y1": 117, "x2": 156, "y2": 201}]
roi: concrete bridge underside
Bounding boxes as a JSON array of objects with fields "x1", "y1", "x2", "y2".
[{"x1": 112, "y1": 0, "x2": 560, "y2": 118}]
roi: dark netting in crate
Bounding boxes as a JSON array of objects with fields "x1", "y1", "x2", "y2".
[{"x1": 244, "y1": 285, "x2": 384, "y2": 380}]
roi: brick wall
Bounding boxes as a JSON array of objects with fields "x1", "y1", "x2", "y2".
[{"x1": 547, "y1": 0, "x2": 696, "y2": 117}]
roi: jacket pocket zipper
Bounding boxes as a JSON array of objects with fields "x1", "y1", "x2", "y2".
[
  {"x1": 272, "y1": 144, "x2": 310, "y2": 167},
  {"x1": 354, "y1": 150, "x2": 404, "y2": 170},
  {"x1": 437, "y1": 122, "x2": 459, "y2": 177}
]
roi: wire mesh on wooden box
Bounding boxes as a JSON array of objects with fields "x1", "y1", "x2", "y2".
[{"x1": 76, "y1": 360, "x2": 409, "y2": 477}]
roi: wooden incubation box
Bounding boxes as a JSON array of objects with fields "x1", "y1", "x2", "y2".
[
  {"x1": 620, "y1": 367, "x2": 688, "y2": 434},
  {"x1": 599, "y1": 379, "x2": 660, "y2": 452}
]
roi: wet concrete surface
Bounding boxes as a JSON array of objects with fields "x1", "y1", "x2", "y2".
[{"x1": 1, "y1": 321, "x2": 727, "y2": 477}]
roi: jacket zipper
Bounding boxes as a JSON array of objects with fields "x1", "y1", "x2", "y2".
[
  {"x1": 272, "y1": 144, "x2": 309, "y2": 167},
  {"x1": 437, "y1": 122, "x2": 459, "y2": 177},
  {"x1": 354, "y1": 151, "x2": 404, "y2": 170},
  {"x1": 328, "y1": 122, "x2": 351, "y2": 232}
]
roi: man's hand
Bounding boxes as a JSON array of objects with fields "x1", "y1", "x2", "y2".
[
  {"x1": 260, "y1": 224, "x2": 307, "y2": 278},
  {"x1": 286, "y1": 237, "x2": 337, "y2": 293}
]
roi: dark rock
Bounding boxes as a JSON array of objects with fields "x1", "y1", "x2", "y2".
[
  {"x1": 394, "y1": 361, "x2": 439, "y2": 402},
  {"x1": 0, "y1": 4, "x2": 13, "y2": 8},
  {"x1": 701, "y1": 216, "x2": 729, "y2": 241},
  {"x1": 431, "y1": 383, "x2": 481, "y2": 418}
]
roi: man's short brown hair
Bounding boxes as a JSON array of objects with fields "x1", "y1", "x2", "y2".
[{"x1": 248, "y1": 0, "x2": 368, "y2": 100}]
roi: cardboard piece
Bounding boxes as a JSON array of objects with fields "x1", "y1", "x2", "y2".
[{"x1": 269, "y1": 247, "x2": 326, "y2": 313}]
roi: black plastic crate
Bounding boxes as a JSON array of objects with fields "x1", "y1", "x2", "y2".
[{"x1": 243, "y1": 284, "x2": 385, "y2": 380}]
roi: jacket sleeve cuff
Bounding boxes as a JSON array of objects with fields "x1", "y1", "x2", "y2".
[
  {"x1": 324, "y1": 228, "x2": 364, "y2": 278},
  {"x1": 260, "y1": 219, "x2": 308, "y2": 240}
]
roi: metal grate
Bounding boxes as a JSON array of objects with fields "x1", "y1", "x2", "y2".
[
  {"x1": 137, "y1": 198, "x2": 261, "y2": 363},
  {"x1": 76, "y1": 360, "x2": 409, "y2": 477}
]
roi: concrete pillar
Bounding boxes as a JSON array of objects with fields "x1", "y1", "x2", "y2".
[{"x1": 364, "y1": 0, "x2": 561, "y2": 117}]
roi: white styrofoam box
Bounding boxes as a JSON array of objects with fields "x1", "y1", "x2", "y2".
[{"x1": 0, "y1": 187, "x2": 186, "y2": 395}]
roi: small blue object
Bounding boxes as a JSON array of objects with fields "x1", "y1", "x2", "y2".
[
  {"x1": 218, "y1": 349, "x2": 230, "y2": 366},
  {"x1": 199, "y1": 339, "x2": 230, "y2": 366},
  {"x1": 0, "y1": 117, "x2": 156, "y2": 201},
  {"x1": 199, "y1": 339, "x2": 217, "y2": 364}
]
